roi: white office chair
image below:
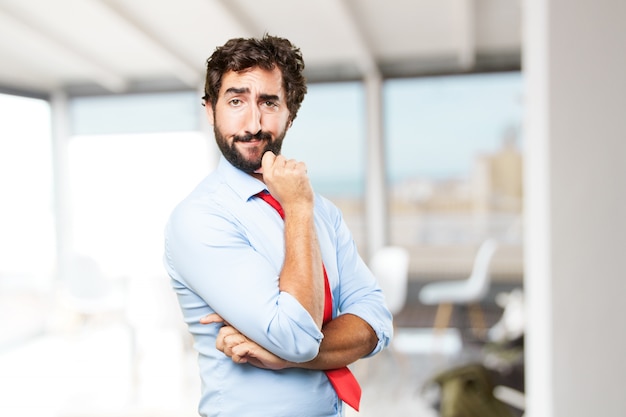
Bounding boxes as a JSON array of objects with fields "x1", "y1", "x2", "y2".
[
  {"x1": 418, "y1": 239, "x2": 499, "y2": 337},
  {"x1": 367, "y1": 246, "x2": 410, "y2": 369},
  {"x1": 369, "y1": 246, "x2": 410, "y2": 316}
]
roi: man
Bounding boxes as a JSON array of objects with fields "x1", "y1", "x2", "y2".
[{"x1": 164, "y1": 34, "x2": 393, "y2": 417}]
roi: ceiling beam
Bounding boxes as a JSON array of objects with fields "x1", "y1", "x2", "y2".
[
  {"x1": 213, "y1": 0, "x2": 259, "y2": 37},
  {"x1": 458, "y1": 0, "x2": 477, "y2": 69},
  {"x1": 0, "y1": 3, "x2": 127, "y2": 93},
  {"x1": 333, "y1": 0, "x2": 380, "y2": 78},
  {"x1": 96, "y1": 0, "x2": 202, "y2": 89}
]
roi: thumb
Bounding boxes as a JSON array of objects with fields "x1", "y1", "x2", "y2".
[{"x1": 261, "y1": 151, "x2": 276, "y2": 173}]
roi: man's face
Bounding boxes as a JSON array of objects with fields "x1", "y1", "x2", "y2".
[{"x1": 206, "y1": 67, "x2": 292, "y2": 173}]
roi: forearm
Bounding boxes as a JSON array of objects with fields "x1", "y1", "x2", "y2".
[
  {"x1": 262, "y1": 151, "x2": 325, "y2": 329},
  {"x1": 291, "y1": 313, "x2": 377, "y2": 370},
  {"x1": 280, "y1": 205, "x2": 325, "y2": 328},
  {"x1": 207, "y1": 313, "x2": 378, "y2": 371}
]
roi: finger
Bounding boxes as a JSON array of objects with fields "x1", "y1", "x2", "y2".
[
  {"x1": 221, "y1": 333, "x2": 247, "y2": 359},
  {"x1": 232, "y1": 354, "x2": 248, "y2": 364},
  {"x1": 215, "y1": 325, "x2": 240, "y2": 351},
  {"x1": 277, "y1": 158, "x2": 306, "y2": 174},
  {"x1": 261, "y1": 151, "x2": 276, "y2": 172},
  {"x1": 293, "y1": 160, "x2": 307, "y2": 174},
  {"x1": 231, "y1": 343, "x2": 252, "y2": 363},
  {"x1": 223, "y1": 333, "x2": 247, "y2": 349},
  {"x1": 200, "y1": 313, "x2": 224, "y2": 325}
]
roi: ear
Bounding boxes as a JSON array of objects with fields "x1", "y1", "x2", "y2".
[{"x1": 204, "y1": 101, "x2": 215, "y2": 126}]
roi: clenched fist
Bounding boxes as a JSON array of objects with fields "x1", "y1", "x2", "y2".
[{"x1": 261, "y1": 151, "x2": 314, "y2": 215}]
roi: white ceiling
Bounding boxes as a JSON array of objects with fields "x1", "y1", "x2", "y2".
[{"x1": 0, "y1": 0, "x2": 522, "y2": 97}]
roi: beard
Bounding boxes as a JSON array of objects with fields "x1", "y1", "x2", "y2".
[{"x1": 214, "y1": 126, "x2": 286, "y2": 173}]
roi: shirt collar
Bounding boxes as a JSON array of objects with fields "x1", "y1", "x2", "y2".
[{"x1": 217, "y1": 156, "x2": 267, "y2": 201}]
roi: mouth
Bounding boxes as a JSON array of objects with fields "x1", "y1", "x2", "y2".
[
  {"x1": 234, "y1": 132, "x2": 272, "y2": 144},
  {"x1": 235, "y1": 137, "x2": 264, "y2": 144},
  {"x1": 234, "y1": 138, "x2": 266, "y2": 152}
]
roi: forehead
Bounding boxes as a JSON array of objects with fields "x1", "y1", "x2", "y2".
[{"x1": 219, "y1": 67, "x2": 284, "y2": 97}]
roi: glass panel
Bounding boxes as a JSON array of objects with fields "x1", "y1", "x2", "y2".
[
  {"x1": 384, "y1": 72, "x2": 524, "y2": 281},
  {"x1": 67, "y1": 132, "x2": 210, "y2": 278},
  {"x1": 0, "y1": 93, "x2": 54, "y2": 347},
  {"x1": 0, "y1": 94, "x2": 54, "y2": 286},
  {"x1": 70, "y1": 91, "x2": 200, "y2": 135},
  {"x1": 283, "y1": 82, "x2": 366, "y2": 249}
]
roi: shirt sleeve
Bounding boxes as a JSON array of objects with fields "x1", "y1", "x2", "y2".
[
  {"x1": 323, "y1": 199, "x2": 394, "y2": 357},
  {"x1": 164, "y1": 195, "x2": 323, "y2": 363}
]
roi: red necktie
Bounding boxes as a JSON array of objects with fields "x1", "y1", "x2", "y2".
[{"x1": 256, "y1": 191, "x2": 361, "y2": 411}]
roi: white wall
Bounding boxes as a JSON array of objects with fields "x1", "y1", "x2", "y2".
[{"x1": 524, "y1": 1, "x2": 626, "y2": 416}]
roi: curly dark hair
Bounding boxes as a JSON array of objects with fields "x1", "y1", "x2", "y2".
[{"x1": 203, "y1": 34, "x2": 307, "y2": 122}]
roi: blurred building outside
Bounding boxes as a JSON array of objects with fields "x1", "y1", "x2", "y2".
[{"x1": 335, "y1": 127, "x2": 524, "y2": 286}]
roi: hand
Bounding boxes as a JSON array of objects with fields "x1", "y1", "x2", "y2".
[
  {"x1": 200, "y1": 313, "x2": 290, "y2": 370},
  {"x1": 199, "y1": 312, "x2": 225, "y2": 325},
  {"x1": 261, "y1": 151, "x2": 313, "y2": 212}
]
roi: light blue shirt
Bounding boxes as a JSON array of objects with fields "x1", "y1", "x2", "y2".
[{"x1": 164, "y1": 157, "x2": 393, "y2": 417}]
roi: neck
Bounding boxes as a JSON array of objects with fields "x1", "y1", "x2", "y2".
[{"x1": 250, "y1": 171, "x2": 265, "y2": 183}]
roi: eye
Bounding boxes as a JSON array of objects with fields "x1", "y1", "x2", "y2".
[
  {"x1": 263, "y1": 100, "x2": 278, "y2": 108},
  {"x1": 229, "y1": 99, "x2": 242, "y2": 107}
]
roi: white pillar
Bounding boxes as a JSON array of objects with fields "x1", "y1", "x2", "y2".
[
  {"x1": 364, "y1": 72, "x2": 388, "y2": 259},
  {"x1": 50, "y1": 90, "x2": 73, "y2": 281},
  {"x1": 524, "y1": 1, "x2": 626, "y2": 416}
]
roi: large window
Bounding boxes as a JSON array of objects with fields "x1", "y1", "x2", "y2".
[
  {"x1": 283, "y1": 81, "x2": 366, "y2": 198},
  {"x1": 66, "y1": 91, "x2": 210, "y2": 278},
  {"x1": 47, "y1": 73, "x2": 523, "y2": 286},
  {"x1": 0, "y1": 94, "x2": 54, "y2": 288},
  {"x1": 67, "y1": 132, "x2": 210, "y2": 278},
  {"x1": 0, "y1": 74, "x2": 524, "y2": 320},
  {"x1": 286, "y1": 74, "x2": 523, "y2": 267},
  {"x1": 0, "y1": 93, "x2": 54, "y2": 347},
  {"x1": 283, "y1": 81, "x2": 367, "y2": 248},
  {"x1": 385, "y1": 72, "x2": 524, "y2": 280},
  {"x1": 0, "y1": 74, "x2": 525, "y2": 414}
]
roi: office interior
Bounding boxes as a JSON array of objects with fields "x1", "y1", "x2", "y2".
[{"x1": 1, "y1": 1, "x2": 624, "y2": 416}]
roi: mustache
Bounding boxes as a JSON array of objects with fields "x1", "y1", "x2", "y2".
[{"x1": 233, "y1": 131, "x2": 272, "y2": 142}]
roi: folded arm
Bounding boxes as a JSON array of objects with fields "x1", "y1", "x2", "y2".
[{"x1": 203, "y1": 312, "x2": 377, "y2": 370}]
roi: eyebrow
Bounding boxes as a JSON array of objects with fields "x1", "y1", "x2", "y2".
[
  {"x1": 223, "y1": 87, "x2": 280, "y2": 102},
  {"x1": 224, "y1": 87, "x2": 249, "y2": 95},
  {"x1": 259, "y1": 93, "x2": 280, "y2": 102}
]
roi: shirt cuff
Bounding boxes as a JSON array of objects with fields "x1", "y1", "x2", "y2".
[
  {"x1": 268, "y1": 291, "x2": 324, "y2": 362},
  {"x1": 340, "y1": 306, "x2": 393, "y2": 358}
]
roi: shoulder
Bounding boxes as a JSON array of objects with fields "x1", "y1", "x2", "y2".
[
  {"x1": 313, "y1": 193, "x2": 347, "y2": 233},
  {"x1": 314, "y1": 192, "x2": 340, "y2": 217},
  {"x1": 167, "y1": 173, "x2": 240, "y2": 238}
]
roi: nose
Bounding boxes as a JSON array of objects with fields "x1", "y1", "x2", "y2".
[{"x1": 243, "y1": 104, "x2": 262, "y2": 135}]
